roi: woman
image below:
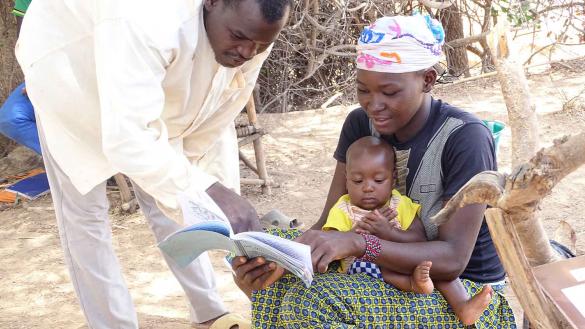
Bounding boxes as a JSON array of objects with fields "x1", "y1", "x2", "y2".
[{"x1": 233, "y1": 15, "x2": 516, "y2": 328}]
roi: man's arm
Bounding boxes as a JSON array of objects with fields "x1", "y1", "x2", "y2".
[{"x1": 94, "y1": 18, "x2": 221, "y2": 215}]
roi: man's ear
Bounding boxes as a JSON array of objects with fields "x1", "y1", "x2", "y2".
[{"x1": 422, "y1": 69, "x2": 437, "y2": 93}]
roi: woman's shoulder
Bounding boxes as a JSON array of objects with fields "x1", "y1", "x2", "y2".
[
  {"x1": 429, "y1": 98, "x2": 493, "y2": 144},
  {"x1": 346, "y1": 107, "x2": 369, "y2": 122}
]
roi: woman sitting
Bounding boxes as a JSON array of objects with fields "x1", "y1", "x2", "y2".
[{"x1": 232, "y1": 15, "x2": 516, "y2": 328}]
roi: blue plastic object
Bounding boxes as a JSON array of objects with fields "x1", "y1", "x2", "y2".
[
  {"x1": 0, "y1": 83, "x2": 41, "y2": 154},
  {"x1": 482, "y1": 120, "x2": 505, "y2": 153}
]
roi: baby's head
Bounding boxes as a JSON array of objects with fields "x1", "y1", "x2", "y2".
[{"x1": 345, "y1": 136, "x2": 395, "y2": 210}]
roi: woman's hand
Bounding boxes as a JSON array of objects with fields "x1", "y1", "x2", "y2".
[
  {"x1": 296, "y1": 229, "x2": 365, "y2": 273},
  {"x1": 231, "y1": 256, "x2": 285, "y2": 299}
]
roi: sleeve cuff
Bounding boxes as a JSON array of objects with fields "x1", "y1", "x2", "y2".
[{"x1": 189, "y1": 169, "x2": 218, "y2": 193}]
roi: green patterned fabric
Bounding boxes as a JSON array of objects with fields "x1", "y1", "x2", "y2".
[
  {"x1": 251, "y1": 229, "x2": 517, "y2": 328},
  {"x1": 13, "y1": 0, "x2": 32, "y2": 17}
]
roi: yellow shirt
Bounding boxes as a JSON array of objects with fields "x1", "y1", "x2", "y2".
[
  {"x1": 323, "y1": 190, "x2": 421, "y2": 273},
  {"x1": 323, "y1": 190, "x2": 420, "y2": 232}
]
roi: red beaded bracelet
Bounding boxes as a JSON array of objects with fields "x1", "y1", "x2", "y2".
[{"x1": 360, "y1": 233, "x2": 381, "y2": 262}]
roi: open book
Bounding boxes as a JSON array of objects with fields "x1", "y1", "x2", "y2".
[{"x1": 158, "y1": 193, "x2": 313, "y2": 287}]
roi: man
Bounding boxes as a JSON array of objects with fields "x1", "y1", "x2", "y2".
[{"x1": 16, "y1": 0, "x2": 291, "y2": 328}]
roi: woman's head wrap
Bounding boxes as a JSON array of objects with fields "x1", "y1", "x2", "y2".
[{"x1": 356, "y1": 15, "x2": 445, "y2": 73}]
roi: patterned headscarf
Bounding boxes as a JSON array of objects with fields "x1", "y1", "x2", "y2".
[{"x1": 356, "y1": 15, "x2": 445, "y2": 73}]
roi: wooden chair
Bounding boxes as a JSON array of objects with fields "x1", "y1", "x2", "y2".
[{"x1": 236, "y1": 95, "x2": 274, "y2": 195}]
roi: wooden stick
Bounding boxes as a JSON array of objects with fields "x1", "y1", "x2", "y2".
[
  {"x1": 437, "y1": 57, "x2": 585, "y2": 88},
  {"x1": 437, "y1": 71, "x2": 497, "y2": 86},
  {"x1": 245, "y1": 95, "x2": 272, "y2": 195},
  {"x1": 485, "y1": 209, "x2": 568, "y2": 329},
  {"x1": 419, "y1": 0, "x2": 453, "y2": 9},
  {"x1": 444, "y1": 31, "x2": 490, "y2": 49},
  {"x1": 113, "y1": 173, "x2": 132, "y2": 203},
  {"x1": 320, "y1": 92, "x2": 343, "y2": 110},
  {"x1": 238, "y1": 133, "x2": 262, "y2": 147},
  {"x1": 240, "y1": 178, "x2": 277, "y2": 187},
  {"x1": 239, "y1": 150, "x2": 259, "y2": 175}
]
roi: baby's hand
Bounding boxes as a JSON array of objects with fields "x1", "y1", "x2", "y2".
[
  {"x1": 378, "y1": 206, "x2": 398, "y2": 222},
  {"x1": 354, "y1": 209, "x2": 398, "y2": 240}
]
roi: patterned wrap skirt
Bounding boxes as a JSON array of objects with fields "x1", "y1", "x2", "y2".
[{"x1": 251, "y1": 229, "x2": 517, "y2": 329}]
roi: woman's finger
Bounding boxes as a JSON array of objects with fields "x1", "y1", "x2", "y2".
[
  {"x1": 231, "y1": 256, "x2": 250, "y2": 270},
  {"x1": 233, "y1": 257, "x2": 268, "y2": 280},
  {"x1": 311, "y1": 240, "x2": 337, "y2": 273},
  {"x1": 295, "y1": 229, "x2": 318, "y2": 245},
  {"x1": 315, "y1": 247, "x2": 335, "y2": 273},
  {"x1": 253, "y1": 264, "x2": 284, "y2": 289},
  {"x1": 241, "y1": 262, "x2": 276, "y2": 287}
]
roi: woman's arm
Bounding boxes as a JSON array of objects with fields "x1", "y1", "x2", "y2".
[
  {"x1": 375, "y1": 203, "x2": 486, "y2": 280},
  {"x1": 312, "y1": 161, "x2": 347, "y2": 230},
  {"x1": 298, "y1": 203, "x2": 486, "y2": 280}
]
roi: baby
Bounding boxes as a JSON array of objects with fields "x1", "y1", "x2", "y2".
[{"x1": 323, "y1": 136, "x2": 492, "y2": 325}]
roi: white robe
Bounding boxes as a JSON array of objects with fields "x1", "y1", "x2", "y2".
[{"x1": 16, "y1": 0, "x2": 269, "y2": 214}]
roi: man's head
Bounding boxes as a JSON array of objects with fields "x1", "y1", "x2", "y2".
[
  {"x1": 346, "y1": 136, "x2": 395, "y2": 210},
  {"x1": 355, "y1": 15, "x2": 444, "y2": 137},
  {"x1": 203, "y1": 0, "x2": 291, "y2": 68}
]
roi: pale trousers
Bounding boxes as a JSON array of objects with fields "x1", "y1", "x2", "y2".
[{"x1": 38, "y1": 124, "x2": 227, "y2": 328}]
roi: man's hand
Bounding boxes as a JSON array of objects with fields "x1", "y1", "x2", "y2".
[
  {"x1": 206, "y1": 182, "x2": 261, "y2": 233},
  {"x1": 354, "y1": 208, "x2": 399, "y2": 241},
  {"x1": 231, "y1": 256, "x2": 285, "y2": 299}
]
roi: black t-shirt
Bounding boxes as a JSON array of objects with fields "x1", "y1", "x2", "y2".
[{"x1": 334, "y1": 98, "x2": 505, "y2": 283}]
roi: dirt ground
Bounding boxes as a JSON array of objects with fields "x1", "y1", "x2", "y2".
[{"x1": 1, "y1": 61, "x2": 584, "y2": 328}]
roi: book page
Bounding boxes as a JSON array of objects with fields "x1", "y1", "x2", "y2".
[
  {"x1": 238, "y1": 231, "x2": 311, "y2": 266},
  {"x1": 178, "y1": 191, "x2": 230, "y2": 229},
  {"x1": 561, "y1": 283, "x2": 585, "y2": 319},
  {"x1": 235, "y1": 238, "x2": 313, "y2": 287},
  {"x1": 235, "y1": 232, "x2": 313, "y2": 287},
  {"x1": 159, "y1": 230, "x2": 236, "y2": 267}
]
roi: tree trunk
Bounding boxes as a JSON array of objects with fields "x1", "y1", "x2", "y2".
[
  {"x1": 479, "y1": 0, "x2": 495, "y2": 72},
  {"x1": 0, "y1": 1, "x2": 21, "y2": 156},
  {"x1": 487, "y1": 20, "x2": 540, "y2": 168},
  {"x1": 440, "y1": 4, "x2": 470, "y2": 78}
]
